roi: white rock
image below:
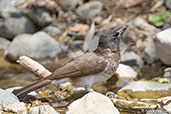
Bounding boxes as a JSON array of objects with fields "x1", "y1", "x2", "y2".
[
  {"x1": 155, "y1": 28, "x2": 171, "y2": 65},
  {"x1": 0, "y1": 88, "x2": 26, "y2": 114},
  {"x1": 0, "y1": 89, "x2": 19, "y2": 106},
  {"x1": 4, "y1": 102, "x2": 26, "y2": 114},
  {"x1": 28, "y1": 105, "x2": 59, "y2": 114},
  {"x1": 66, "y1": 92, "x2": 120, "y2": 114},
  {"x1": 116, "y1": 64, "x2": 137, "y2": 79}
]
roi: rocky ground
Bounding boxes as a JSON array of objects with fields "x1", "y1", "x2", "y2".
[{"x1": 0, "y1": 0, "x2": 171, "y2": 114}]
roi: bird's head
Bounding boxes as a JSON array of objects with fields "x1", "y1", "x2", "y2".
[{"x1": 98, "y1": 27, "x2": 126, "y2": 52}]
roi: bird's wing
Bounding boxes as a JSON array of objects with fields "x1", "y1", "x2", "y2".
[{"x1": 48, "y1": 53, "x2": 107, "y2": 79}]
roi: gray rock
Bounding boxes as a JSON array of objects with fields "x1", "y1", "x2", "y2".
[
  {"x1": 0, "y1": 0, "x2": 20, "y2": 18},
  {"x1": 28, "y1": 7, "x2": 52, "y2": 27},
  {"x1": 0, "y1": 88, "x2": 19, "y2": 106},
  {"x1": 165, "y1": 0, "x2": 171, "y2": 9},
  {"x1": 28, "y1": 105, "x2": 59, "y2": 114},
  {"x1": 116, "y1": 64, "x2": 137, "y2": 79},
  {"x1": 0, "y1": 16, "x2": 35, "y2": 40},
  {"x1": 154, "y1": 28, "x2": 171, "y2": 65},
  {"x1": 0, "y1": 37, "x2": 10, "y2": 50},
  {"x1": 70, "y1": 40, "x2": 83, "y2": 49},
  {"x1": 143, "y1": 44, "x2": 158, "y2": 64},
  {"x1": 6, "y1": 31, "x2": 62, "y2": 59},
  {"x1": 56, "y1": 0, "x2": 79, "y2": 10},
  {"x1": 42, "y1": 26, "x2": 61, "y2": 36},
  {"x1": 117, "y1": 81, "x2": 171, "y2": 99},
  {"x1": 121, "y1": 52, "x2": 143, "y2": 66},
  {"x1": 76, "y1": 1, "x2": 103, "y2": 19},
  {"x1": 122, "y1": 17, "x2": 160, "y2": 43},
  {"x1": 66, "y1": 92, "x2": 120, "y2": 114}
]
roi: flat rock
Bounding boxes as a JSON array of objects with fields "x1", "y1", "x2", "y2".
[
  {"x1": 76, "y1": 1, "x2": 103, "y2": 19},
  {"x1": 28, "y1": 7, "x2": 52, "y2": 27},
  {"x1": 121, "y1": 51, "x2": 143, "y2": 66},
  {"x1": 28, "y1": 105, "x2": 59, "y2": 114},
  {"x1": 154, "y1": 28, "x2": 171, "y2": 65},
  {"x1": 116, "y1": 64, "x2": 137, "y2": 79},
  {"x1": 117, "y1": 81, "x2": 171, "y2": 99},
  {"x1": 42, "y1": 26, "x2": 61, "y2": 36},
  {"x1": 0, "y1": 16, "x2": 35, "y2": 40},
  {"x1": 6, "y1": 31, "x2": 62, "y2": 60},
  {"x1": 66, "y1": 92, "x2": 120, "y2": 114}
]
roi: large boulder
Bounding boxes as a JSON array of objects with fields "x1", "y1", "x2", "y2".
[
  {"x1": 6, "y1": 31, "x2": 62, "y2": 60},
  {"x1": 154, "y1": 28, "x2": 171, "y2": 65},
  {"x1": 0, "y1": 16, "x2": 35, "y2": 40},
  {"x1": 67, "y1": 92, "x2": 120, "y2": 114}
]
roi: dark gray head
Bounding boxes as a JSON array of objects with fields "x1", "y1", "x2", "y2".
[{"x1": 97, "y1": 27, "x2": 126, "y2": 52}]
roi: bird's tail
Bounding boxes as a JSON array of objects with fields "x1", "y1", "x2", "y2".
[{"x1": 12, "y1": 79, "x2": 52, "y2": 97}]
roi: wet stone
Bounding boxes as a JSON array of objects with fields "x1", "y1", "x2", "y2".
[{"x1": 117, "y1": 81, "x2": 171, "y2": 100}]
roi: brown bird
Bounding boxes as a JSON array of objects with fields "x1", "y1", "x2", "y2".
[{"x1": 12, "y1": 27, "x2": 126, "y2": 97}]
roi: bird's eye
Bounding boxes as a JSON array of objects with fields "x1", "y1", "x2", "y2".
[{"x1": 115, "y1": 32, "x2": 120, "y2": 37}]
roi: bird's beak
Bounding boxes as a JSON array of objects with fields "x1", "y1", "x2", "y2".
[{"x1": 117, "y1": 27, "x2": 126, "y2": 37}]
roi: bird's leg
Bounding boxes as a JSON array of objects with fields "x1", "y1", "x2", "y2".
[{"x1": 85, "y1": 85, "x2": 94, "y2": 92}]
